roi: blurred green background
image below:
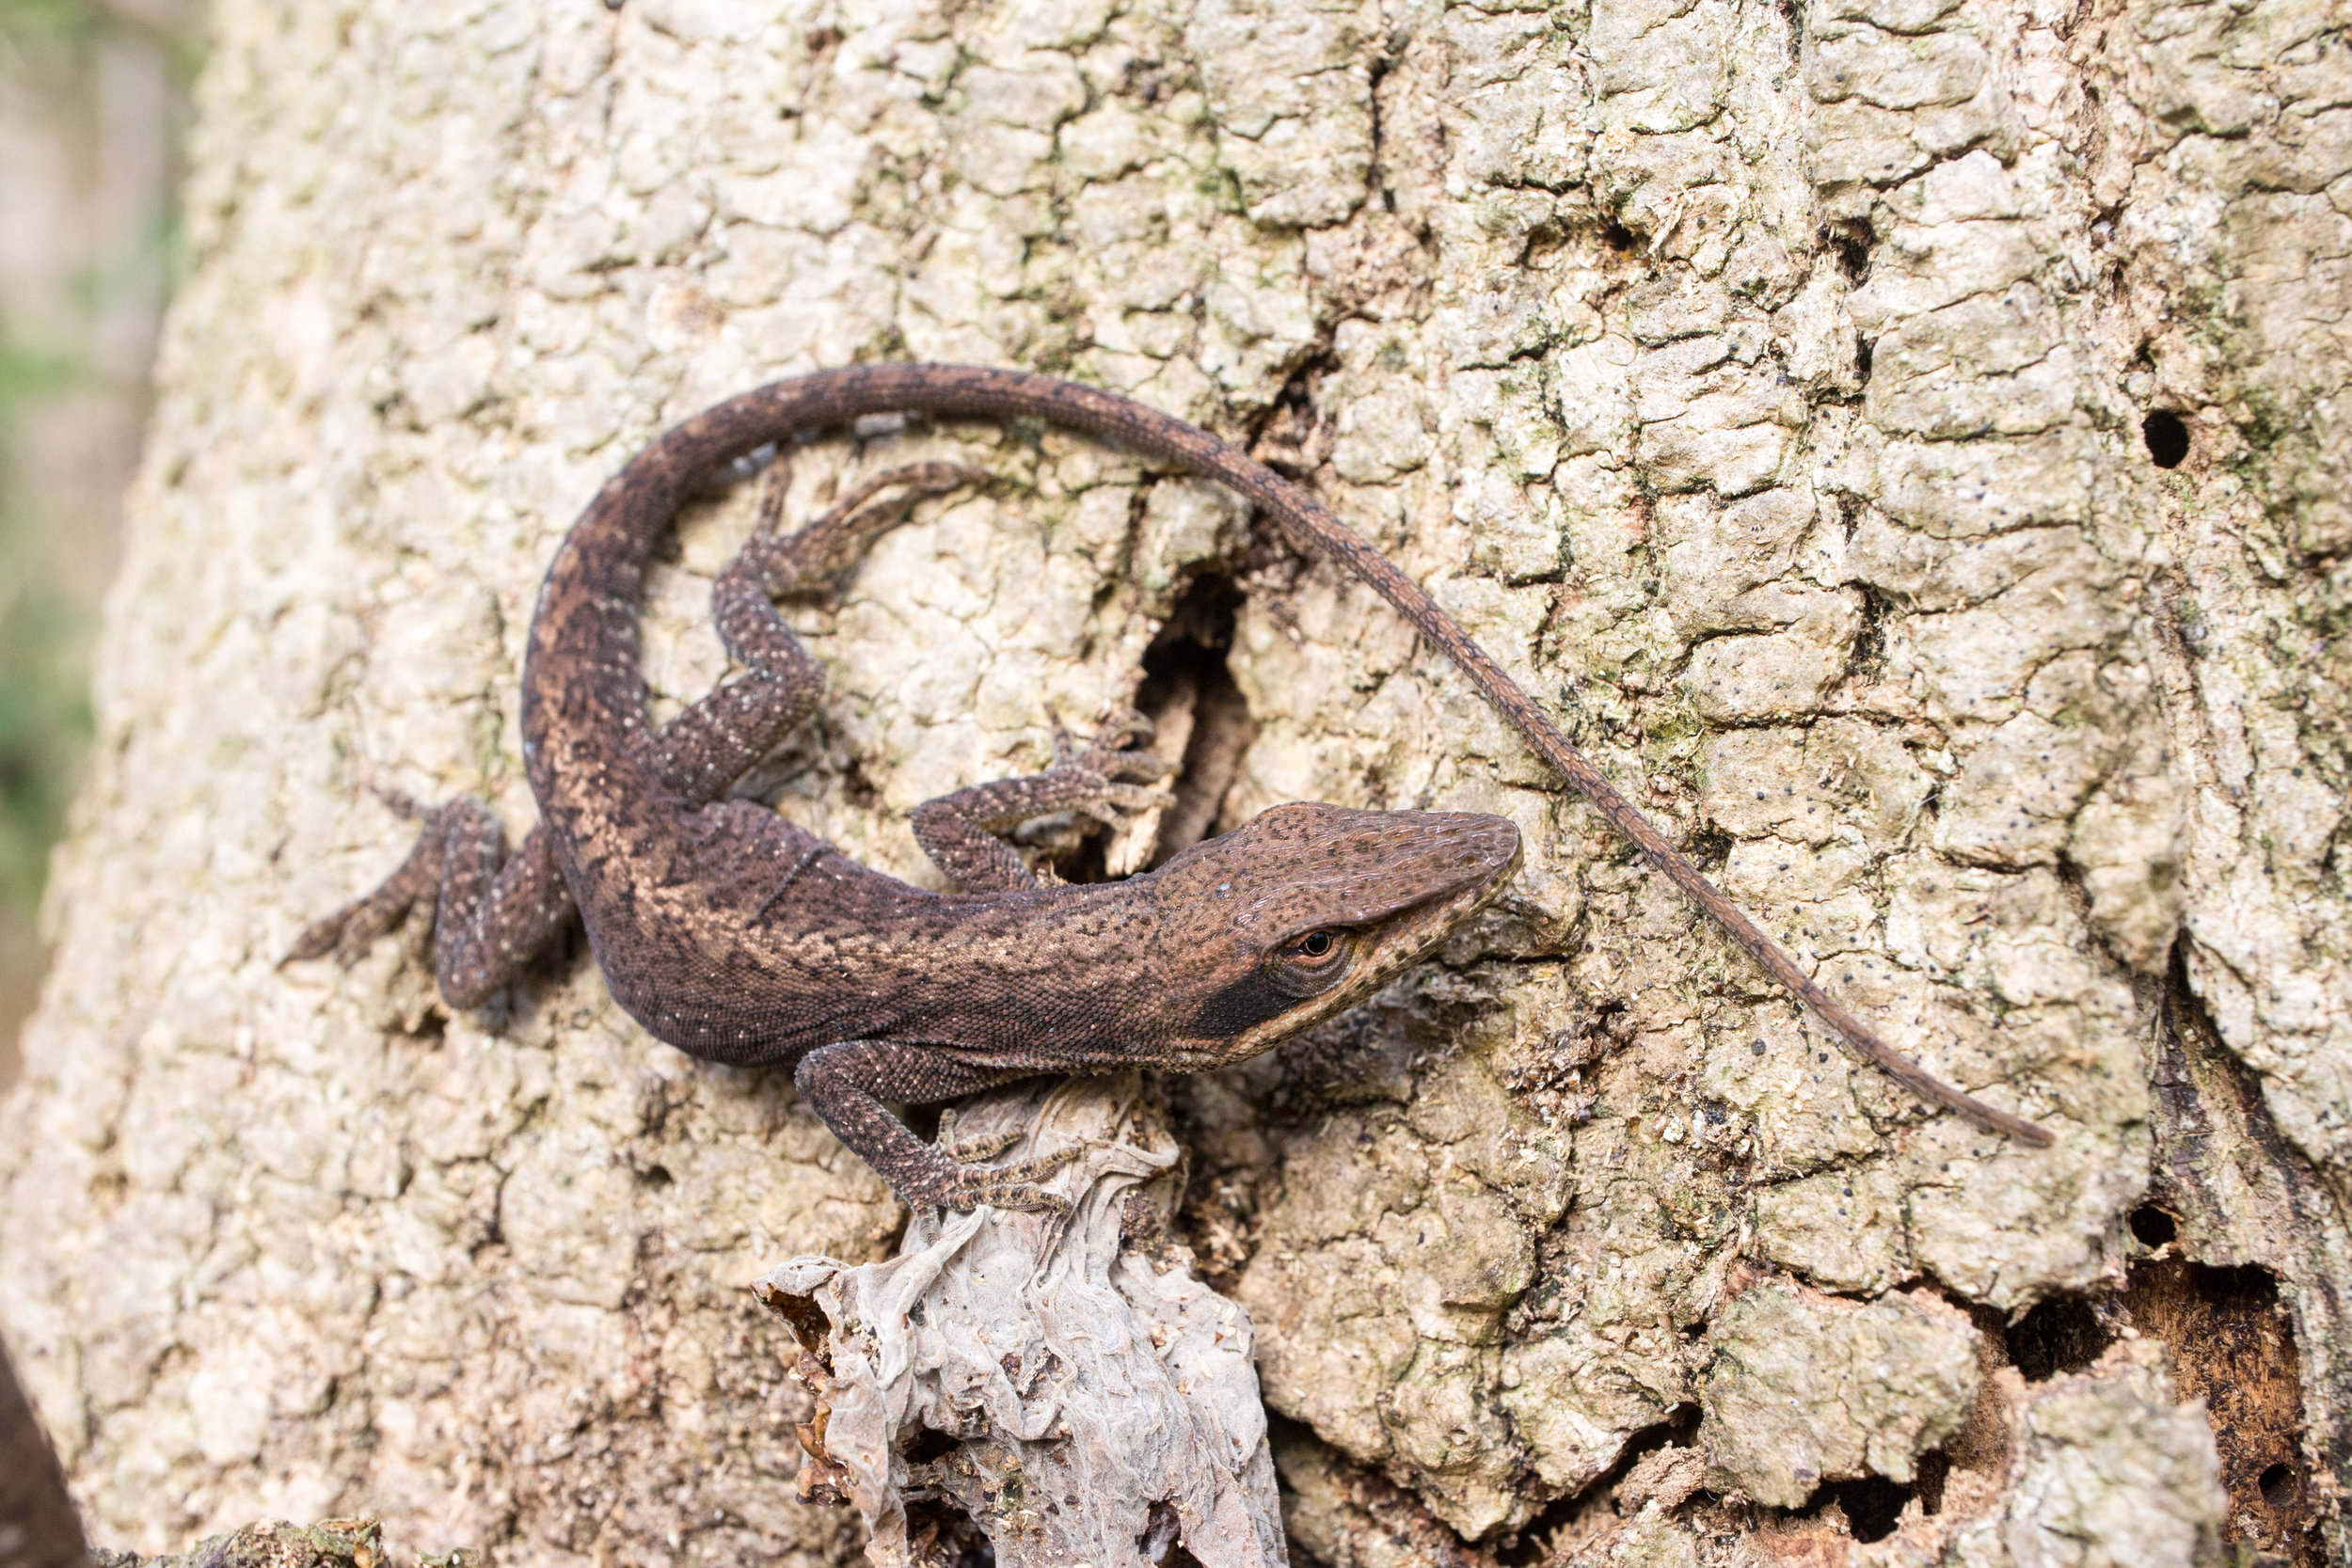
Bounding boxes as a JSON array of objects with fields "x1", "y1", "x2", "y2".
[{"x1": 0, "y1": 0, "x2": 200, "y2": 1086}]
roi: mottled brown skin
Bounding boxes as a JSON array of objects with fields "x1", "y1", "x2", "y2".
[{"x1": 291, "y1": 364, "x2": 2049, "y2": 1212}]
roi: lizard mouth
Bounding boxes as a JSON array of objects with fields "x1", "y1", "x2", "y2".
[{"x1": 1342, "y1": 817, "x2": 1523, "y2": 977}]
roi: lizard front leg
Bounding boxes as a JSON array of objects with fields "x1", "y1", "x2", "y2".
[
  {"x1": 793, "y1": 1041, "x2": 1077, "y2": 1212},
  {"x1": 911, "y1": 712, "x2": 1176, "y2": 893}
]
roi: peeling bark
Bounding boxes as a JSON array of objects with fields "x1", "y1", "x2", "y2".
[
  {"x1": 0, "y1": 0, "x2": 2345, "y2": 1565},
  {"x1": 754, "y1": 1076, "x2": 1283, "y2": 1568}
]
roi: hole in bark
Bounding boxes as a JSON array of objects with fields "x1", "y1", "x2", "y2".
[
  {"x1": 899, "y1": 1498, "x2": 994, "y2": 1568},
  {"x1": 2129, "y1": 1204, "x2": 2177, "y2": 1247},
  {"x1": 1136, "y1": 575, "x2": 1258, "y2": 865},
  {"x1": 837, "y1": 752, "x2": 882, "y2": 812},
  {"x1": 1681, "y1": 824, "x2": 1732, "y2": 872},
  {"x1": 2004, "y1": 1294, "x2": 2114, "y2": 1381},
  {"x1": 1913, "y1": 1449, "x2": 1949, "y2": 1515},
  {"x1": 1121, "y1": 56, "x2": 1181, "y2": 107},
  {"x1": 1501, "y1": 1404, "x2": 1704, "y2": 1562},
  {"x1": 2149, "y1": 958, "x2": 2327, "y2": 1564},
  {"x1": 636, "y1": 1164, "x2": 673, "y2": 1189},
  {"x1": 1845, "y1": 583, "x2": 1892, "y2": 683},
  {"x1": 1248, "y1": 359, "x2": 1332, "y2": 475},
  {"x1": 2143, "y1": 410, "x2": 2190, "y2": 467},
  {"x1": 1826, "y1": 222, "x2": 1875, "y2": 281},
  {"x1": 901, "y1": 1424, "x2": 962, "y2": 1465},
  {"x1": 2128, "y1": 1258, "x2": 2317, "y2": 1564},
  {"x1": 1824, "y1": 1475, "x2": 1911, "y2": 1542},
  {"x1": 1601, "y1": 216, "x2": 1640, "y2": 256},
  {"x1": 1138, "y1": 1500, "x2": 1202, "y2": 1565}
]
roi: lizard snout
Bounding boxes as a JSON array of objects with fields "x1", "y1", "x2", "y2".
[
  {"x1": 1195, "y1": 801, "x2": 1522, "y2": 935},
  {"x1": 1433, "y1": 811, "x2": 1522, "y2": 879}
]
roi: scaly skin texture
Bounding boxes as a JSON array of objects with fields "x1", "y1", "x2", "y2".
[{"x1": 292, "y1": 363, "x2": 2045, "y2": 1212}]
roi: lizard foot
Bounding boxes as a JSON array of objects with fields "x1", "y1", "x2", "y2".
[
  {"x1": 936, "y1": 1145, "x2": 1081, "y2": 1215},
  {"x1": 762, "y1": 460, "x2": 987, "y2": 585},
  {"x1": 282, "y1": 899, "x2": 401, "y2": 969},
  {"x1": 933, "y1": 1104, "x2": 1027, "y2": 1164},
  {"x1": 1049, "y1": 709, "x2": 1179, "y2": 829},
  {"x1": 281, "y1": 806, "x2": 444, "y2": 967},
  {"x1": 1055, "y1": 708, "x2": 1178, "y2": 782}
]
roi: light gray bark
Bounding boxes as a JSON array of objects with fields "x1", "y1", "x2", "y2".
[{"x1": 0, "y1": 0, "x2": 2345, "y2": 1564}]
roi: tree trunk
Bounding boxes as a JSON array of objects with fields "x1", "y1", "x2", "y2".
[{"x1": 2, "y1": 0, "x2": 2345, "y2": 1563}]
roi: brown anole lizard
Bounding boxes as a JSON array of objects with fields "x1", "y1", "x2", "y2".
[{"x1": 289, "y1": 364, "x2": 2052, "y2": 1212}]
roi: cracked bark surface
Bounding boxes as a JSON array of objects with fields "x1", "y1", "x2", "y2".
[{"x1": 0, "y1": 0, "x2": 2344, "y2": 1564}]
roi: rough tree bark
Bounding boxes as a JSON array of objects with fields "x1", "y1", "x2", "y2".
[{"x1": 1, "y1": 0, "x2": 2345, "y2": 1564}]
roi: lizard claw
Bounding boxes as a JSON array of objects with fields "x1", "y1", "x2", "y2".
[
  {"x1": 369, "y1": 784, "x2": 430, "y2": 822},
  {"x1": 282, "y1": 902, "x2": 398, "y2": 969},
  {"x1": 1064, "y1": 709, "x2": 1172, "y2": 774},
  {"x1": 1091, "y1": 707, "x2": 1158, "y2": 752},
  {"x1": 282, "y1": 800, "x2": 447, "y2": 968}
]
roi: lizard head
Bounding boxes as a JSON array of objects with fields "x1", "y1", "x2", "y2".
[{"x1": 1135, "y1": 800, "x2": 1521, "y2": 1066}]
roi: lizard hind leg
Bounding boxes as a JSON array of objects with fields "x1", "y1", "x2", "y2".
[
  {"x1": 910, "y1": 709, "x2": 1179, "y2": 894},
  {"x1": 646, "y1": 462, "x2": 983, "y2": 806},
  {"x1": 290, "y1": 466, "x2": 984, "y2": 1000},
  {"x1": 740, "y1": 459, "x2": 986, "y2": 599},
  {"x1": 282, "y1": 800, "x2": 577, "y2": 1011}
]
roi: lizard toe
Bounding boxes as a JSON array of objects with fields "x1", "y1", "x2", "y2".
[
  {"x1": 932, "y1": 1106, "x2": 1027, "y2": 1164},
  {"x1": 279, "y1": 914, "x2": 345, "y2": 967},
  {"x1": 1110, "y1": 751, "x2": 1181, "y2": 784},
  {"x1": 940, "y1": 1145, "x2": 1080, "y2": 1214},
  {"x1": 1089, "y1": 708, "x2": 1155, "y2": 751}
]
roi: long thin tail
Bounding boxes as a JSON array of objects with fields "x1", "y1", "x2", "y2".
[{"x1": 521, "y1": 363, "x2": 2053, "y2": 1148}]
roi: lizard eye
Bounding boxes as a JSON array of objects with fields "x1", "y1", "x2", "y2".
[
  {"x1": 1283, "y1": 929, "x2": 1345, "y2": 962},
  {"x1": 1265, "y1": 927, "x2": 1356, "y2": 998}
]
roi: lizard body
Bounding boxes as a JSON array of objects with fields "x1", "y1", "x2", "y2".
[{"x1": 292, "y1": 363, "x2": 2050, "y2": 1211}]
